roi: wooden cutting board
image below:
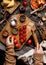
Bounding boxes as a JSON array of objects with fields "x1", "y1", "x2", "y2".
[
  {"x1": 1, "y1": 1, "x2": 20, "y2": 14},
  {"x1": 0, "y1": 14, "x2": 35, "y2": 50}
]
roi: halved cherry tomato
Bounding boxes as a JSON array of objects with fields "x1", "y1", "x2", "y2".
[
  {"x1": 27, "y1": 39, "x2": 32, "y2": 45},
  {"x1": 15, "y1": 43, "x2": 20, "y2": 48},
  {"x1": 14, "y1": 39, "x2": 18, "y2": 44}
]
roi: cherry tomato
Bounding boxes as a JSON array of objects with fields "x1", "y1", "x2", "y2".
[
  {"x1": 23, "y1": 29, "x2": 26, "y2": 33},
  {"x1": 23, "y1": 37, "x2": 26, "y2": 42},
  {"x1": 12, "y1": 36, "x2": 16, "y2": 40},
  {"x1": 19, "y1": 35, "x2": 23, "y2": 39},
  {"x1": 27, "y1": 39, "x2": 32, "y2": 45},
  {"x1": 23, "y1": 25, "x2": 26, "y2": 29},
  {"x1": 19, "y1": 27, "x2": 23, "y2": 31},
  {"x1": 23, "y1": 1, "x2": 28, "y2": 6},
  {"x1": 23, "y1": 33, "x2": 26, "y2": 37},
  {"x1": 15, "y1": 43, "x2": 20, "y2": 48},
  {"x1": 20, "y1": 39, "x2": 24, "y2": 43},
  {"x1": 14, "y1": 39, "x2": 18, "y2": 44},
  {"x1": 19, "y1": 31, "x2": 23, "y2": 35}
]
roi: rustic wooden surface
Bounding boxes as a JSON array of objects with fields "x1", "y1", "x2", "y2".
[
  {"x1": 0, "y1": 14, "x2": 35, "y2": 50},
  {"x1": 1, "y1": 1, "x2": 20, "y2": 14}
]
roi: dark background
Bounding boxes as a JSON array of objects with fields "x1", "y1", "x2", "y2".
[{"x1": 0, "y1": 0, "x2": 46, "y2": 65}]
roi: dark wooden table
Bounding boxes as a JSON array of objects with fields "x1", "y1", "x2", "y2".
[{"x1": 0, "y1": 0, "x2": 46, "y2": 65}]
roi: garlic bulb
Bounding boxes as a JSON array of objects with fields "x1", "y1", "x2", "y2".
[{"x1": 10, "y1": 19, "x2": 17, "y2": 27}]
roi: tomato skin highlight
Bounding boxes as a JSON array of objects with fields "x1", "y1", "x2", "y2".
[
  {"x1": 12, "y1": 36, "x2": 16, "y2": 40},
  {"x1": 14, "y1": 39, "x2": 18, "y2": 44},
  {"x1": 23, "y1": 25, "x2": 26, "y2": 29},
  {"x1": 23, "y1": 1, "x2": 28, "y2": 6},
  {"x1": 15, "y1": 43, "x2": 20, "y2": 48},
  {"x1": 27, "y1": 40, "x2": 32, "y2": 45},
  {"x1": 20, "y1": 39, "x2": 24, "y2": 43},
  {"x1": 19, "y1": 35, "x2": 23, "y2": 39}
]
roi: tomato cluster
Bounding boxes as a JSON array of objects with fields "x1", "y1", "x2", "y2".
[
  {"x1": 19, "y1": 25, "x2": 27, "y2": 44},
  {"x1": 12, "y1": 36, "x2": 21, "y2": 49}
]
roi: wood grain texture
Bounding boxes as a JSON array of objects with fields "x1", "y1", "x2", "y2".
[
  {"x1": 1, "y1": 1, "x2": 20, "y2": 14},
  {"x1": 0, "y1": 14, "x2": 35, "y2": 50}
]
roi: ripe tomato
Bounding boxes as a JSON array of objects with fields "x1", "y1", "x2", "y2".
[
  {"x1": 14, "y1": 39, "x2": 18, "y2": 44},
  {"x1": 23, "y1": 25, "x2": 26, "y2": 29},
  {"x1": 23, "y1": 37, "x2": 26, "y2": 42},
  {"x1": 23, "y1": 33, "x2": 26, "y2": 37},
  {"x1": 23, "y1": 1, "x2": 28, "y2": 6},
  {"x1": 19, "y1": 31, "x2": 23, "y2": 35},
  {"x1": 27, "y1": 40, "x2": 32, "y2": 45},
  {"x1": 23, "y1": 29, "x2": 26, "y2": 33},
  {"x1": 19, "y1": 27, "x2": 23, "y2": 31},
  {"x1": 19, "y1": 35, "x2": 23, "y2": 39},
  {"x1": 15, "y1": 43, "x2": 20, "y2": 48},
  {"x1": 20, "y1": 39, "x2": 24, "y2": 43},
  {"x1": 12, "y1": 35, "x2": 16, "y2": 40}
]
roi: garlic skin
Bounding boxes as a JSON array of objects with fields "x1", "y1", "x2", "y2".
[{"x1": 10, "y1": 20, "x2": 17, "y2": 27}]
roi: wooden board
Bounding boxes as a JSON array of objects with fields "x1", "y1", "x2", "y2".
[
  {"x1": 1, "y1": 1, "x2": 20, "y2": 14},
  {"x1": 0, "y1": 14, "x2": 35, "y2": 50}
]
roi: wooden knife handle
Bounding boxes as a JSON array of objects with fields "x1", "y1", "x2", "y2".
[{"x1": 32, "y1": 30, "x2": 39, "y2": 47}]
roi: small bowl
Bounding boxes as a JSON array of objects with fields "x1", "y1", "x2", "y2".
[{"x1": 12, "y1": 28, "x2": 18, "y2": 35}]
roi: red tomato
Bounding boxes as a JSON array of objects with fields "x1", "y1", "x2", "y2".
[
  {"x1": 23, "y1": 29, "x2": 26, "y2": 33},
  {"x1": 19, "y1": 35, "x2": 23, "y2": 39},
  {"x1": 27, "y1": 40, "x2": 32, "y2": 45},
  {"x1": 19, "y1": 31, "x2": 23, "y2": 35},
  {"x1": 14, "y1": 39, "x2": 18, "y2": 44},
  {"x1": 19, "y1": 27, "x2": 23, "y2": 31},
  {"x1": 23, "y1": 25, "x2": 26, "y2": 29},
  {"x1": 23, "y1": 1, "x2": 28, "y2": 6},
  {"x1": 15, "y1": 43, "x2": 20, "y2": 48},
  {"x1": 23, "y1": 37, "x2": 26, "y2": 42},
  {"x1": 20, "y1": 39, "x2": 24, "y2": 43},
  {"x1": 12, "y1": 36, "x2": 16, "y2": 40},
  {"x1": 23, "y1": 33, "x2": 26, "y2": 37}
]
